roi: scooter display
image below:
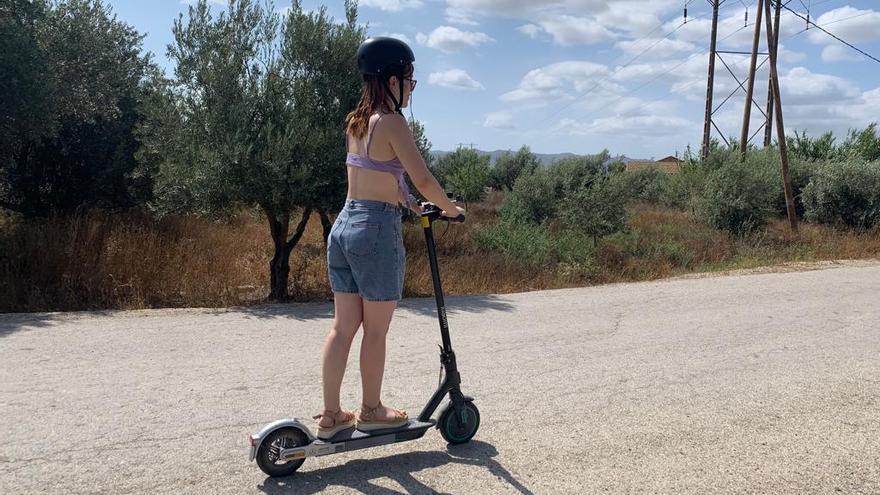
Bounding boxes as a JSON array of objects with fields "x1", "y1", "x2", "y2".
[{"x1": 248, "y1": 200, "x2": 480, "y2": 478}]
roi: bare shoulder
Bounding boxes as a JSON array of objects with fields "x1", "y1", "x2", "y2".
[{"x1": 380, "y1": 113, "x2": 411, "y2": 135}]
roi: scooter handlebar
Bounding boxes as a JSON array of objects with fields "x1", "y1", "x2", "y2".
[{"x1": 419, "y1": 202, "x2": 466, "y2": 224}]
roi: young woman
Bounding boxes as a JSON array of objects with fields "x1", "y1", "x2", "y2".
[{"x1": 313, "y1": 37, "x2": 464, "y2": 440}]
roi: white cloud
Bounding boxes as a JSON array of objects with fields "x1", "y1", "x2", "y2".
[
  {"x1": 446, "y1": 0, "x2": 612, "y2": 18},
  {"x1": 518, "y1": 24, "x2": 541, "y2": 39},
  {"x1": 381, "y1": 32, "x2": 412, "y2": 45},
  {"x1": 779, "y1": 84, "x2": 880, "y2": 136},
  {"x1": 501, "y1": 61, "x2": 613, "y2": 103},
  {"x1": 555, "y1": 96, "x2": 692, "y2": 138},
  {"x1": 809, "y1": 7, "x2": 880, "y2": 44},
  {"x1": 360, "y1": 0, "x2": 423, "y2": 12},
  {"x1": 595, "y1": 0, "x2": 674, "y2": 36},
  {"x1": 484, "y1": 111, "x2": 515, "y2": 129},
  {"x1": 669, "y1": 9, "x2": 804, "y2": 49},
  {"x1": 429, "y1": 69, "x2": 484, "y2": 90},
  {"x1": 821, "y1": 44, "x2": 863, "y2": 63},
  {"x1": 415, "y1": 26, "x2": 493, "y2": 53},
  {"x1": 537, "y1": 14, "x2": 616, "y2": 45},
  {"x1": 778, "y1": 67, "x2": 861, "y2": 105},
  {"x1": 616, "y1": 37, "x2": 695, "y2": 59},
  {"x1": 446, "y1": 7, "x2": 479, "y2": 26}
]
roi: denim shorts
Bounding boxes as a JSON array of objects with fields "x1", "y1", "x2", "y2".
[{"x1": 327, "y1": 199, "x2": 405, "y2": 302}]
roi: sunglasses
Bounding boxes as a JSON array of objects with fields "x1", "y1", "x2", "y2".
[{"x1": 406, "y1": 78, "x2": 417, "y2": 91}]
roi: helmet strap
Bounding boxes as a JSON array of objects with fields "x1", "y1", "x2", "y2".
[{"x1": 380, "y1": 72, "x2": 405, "y2": 115}]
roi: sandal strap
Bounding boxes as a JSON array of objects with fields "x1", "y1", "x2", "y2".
[
  {"x1": 359, "y1": 401, "x2": 407, "y2": 421},
  {"x1": 313, "y1": 408, "x2": 353, "y2": 425}
]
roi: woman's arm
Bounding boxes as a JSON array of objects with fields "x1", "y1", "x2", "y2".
[{"x1": 384, "y1": 114, "x2": 461, "y2": 215}]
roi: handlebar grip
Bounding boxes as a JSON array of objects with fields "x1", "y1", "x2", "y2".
[{"x1": 447, "y1": 213, "x2": 465, "y2": 223}]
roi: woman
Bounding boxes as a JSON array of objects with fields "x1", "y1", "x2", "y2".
[{"x1": 314, "y1": 37, "x2": 464, "y2": 440}]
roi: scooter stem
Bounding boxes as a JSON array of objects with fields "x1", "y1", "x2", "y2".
[{"x1": 420, "y1": 213, "x2": 453, "y2": 354}]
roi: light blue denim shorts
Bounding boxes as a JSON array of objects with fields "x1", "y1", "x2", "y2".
[{"x1": 327, "y1": 199, "x2": 405, "y2": 302}]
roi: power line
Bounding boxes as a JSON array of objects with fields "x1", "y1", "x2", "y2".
[
  {"x1": 550, "y1": 21, "x2": 755, "y2": 135},
  {"x1": 815, "y1": 10, "x2": 872, "y2": 27},
  {"x1": 779, "y1": 2, "x2": 880, "y2": 64},
  {"x1": 532, "y1": 11, "x2": 708, "y2": 128}
]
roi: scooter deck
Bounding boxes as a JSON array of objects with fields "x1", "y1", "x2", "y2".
[
  {"x1": 320, "y1": 419, "x2": 435, "y2": 444},
  {"x1": 282, "y1": 419, "x2": 435, "y2": 460}
]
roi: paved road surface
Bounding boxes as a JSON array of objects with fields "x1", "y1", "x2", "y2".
[{"x1": 1, "y1": 263, "x2": 879, "y2": 494}]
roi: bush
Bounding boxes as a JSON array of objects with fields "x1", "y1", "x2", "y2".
[
  {"x1": 838, "y1": 123, "x2": 880, "y2": 162},
  {"x1": 611, "y1": 168, "x2": 670, "y2": 204},
  {"x1": 773, "y1": 157, "x2": 817, "y2": 218},
  {"x1": 489, "y1": 145, "x2": 540, "y2": 191},
  {"x1": 663, "y1": 160, "x2": 708, "y2": 212},
  {"x1": 546, "y1": 155, "x2": 606, "y2": 198},
  {"x1": 500, "y1": 170, "x2": 556, "y2": 224},
  {"x1": 447, "y1": 156, "x2": 490, "y2": 204},
  {"x1": 698, "y1": 153, "x2": 779, "y2": 234},
  {"x1": 474, "y1": 219, "x2": 599, "y2": 279},
  {"x1": 473, "y1": 220, "x2": 552, "y2": 264},
  {"x1": 802, "y1": 160, "x2": 880, "y2": 230},
  {"x1": 553, "y1": 229, "x2": 598, "y2": 280},
  {"x1": 431, "y1": 148, "x2": 491, "y2": 200},
  {"x1": 559, "y1": 178, "x2": 627, "y2": 244}
]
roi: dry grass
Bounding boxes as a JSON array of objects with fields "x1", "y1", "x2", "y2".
[{"x1": 2, "y1": 194, "x2": 879, "y2": 313}]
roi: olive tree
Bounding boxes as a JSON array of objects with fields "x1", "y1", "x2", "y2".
[{"x1": 138, "y1": 0, "x2": 364, "y2": 300}]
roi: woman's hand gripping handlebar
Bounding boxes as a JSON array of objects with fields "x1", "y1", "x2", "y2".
[{"x1": 419, "y1": 195, "x2": 466, "y2": 224}]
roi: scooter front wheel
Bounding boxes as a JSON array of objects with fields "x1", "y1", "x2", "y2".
[
  {"x1": 439, "y1": 401, "x2": 480, "y2": 445},
  {"x1": 256, "y1": 427, "x2": 310, "y2": 477}
]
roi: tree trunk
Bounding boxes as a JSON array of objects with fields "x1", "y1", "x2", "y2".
[
  {"x1": 318, "y1": 209, "x2": 333, "y2": 248},
  {"x1": 263, "y1": 205, "x2": 313, "y2": 301}
]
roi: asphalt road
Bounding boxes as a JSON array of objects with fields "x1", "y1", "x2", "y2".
[{"x1": 1, "y1": 262, "x2": 879, "y2": 494}]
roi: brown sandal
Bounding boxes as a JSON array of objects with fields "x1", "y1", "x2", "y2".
[
  {"x1": 312, "y1": 408, "x2": 356, "y2": 439},
  {"x1": 356, "y1": 401, "x2": 408, "y2": 431}
]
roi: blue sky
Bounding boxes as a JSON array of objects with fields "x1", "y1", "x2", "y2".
[{"x1": 107, "y1": 0, "x2": 880, "y2": 158}]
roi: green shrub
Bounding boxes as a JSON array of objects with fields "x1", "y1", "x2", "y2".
[
  {"x1": 546, "y1": 155, "x2": 605, "y2": 198},
  {"x1": 473, "y1": 220, "x2": 552, "y2": 264},
  {"x1": 773, "y1": 157, "x2": 817, "y2": 218},
  {"x1": 432, "y1": 148, "x2": 491, "y2": 199},
  {"x1": 802, "y1": 160, "x2": 880, "y2": 230},
  {"x1": 698, "y1": 153, "x2": 779, "y2": 234},
  {"x1": 447, "y1": 157, "x2": 490, "y2": 204},
  {"x1": 500, "y1": 170, "x2": 556, "y2": 224},
  {"x1": 559, "y1": 178, "x2": 627, "y2": 244},
  {"x1": 663, "y1": 160, "x2": 708, "y2": 212},
  {"x1": 838, "y1": 123, "x2": 880, "y2": 162},
  {"x1": 489, "y1": 145, "x2": 540, "y2": 191},
  {"x1": 611, "y1": 168, "x2": 670, "y2": 204},
  {"x1": 553, "y1": 228, "x2": 596, "y2": 264}
]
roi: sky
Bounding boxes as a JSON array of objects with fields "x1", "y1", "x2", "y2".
[{"x1": 106, "y1": 0, "x2": 880, "y2": 158}]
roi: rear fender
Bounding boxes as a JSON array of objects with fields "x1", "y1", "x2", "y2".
[{"x1": 248, "y1": 419, "x2": 315, "y2": 462}]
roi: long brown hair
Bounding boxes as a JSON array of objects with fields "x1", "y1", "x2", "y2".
[{"x1": 345, "y1": 63, "x2": 414, "y2": 140}]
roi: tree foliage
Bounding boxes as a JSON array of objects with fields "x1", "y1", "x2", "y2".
[
  {"x1": 0, "y1": 0, "x2": 155, "y2": 216},
  {"x1": 138, "y1": 0, "x2": 364, "y2": 300}
]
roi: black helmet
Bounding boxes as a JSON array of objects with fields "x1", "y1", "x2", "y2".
[
  {"x1": 357, "y1": 37, "x2": 415, "y2": 77},
  {"x1": 356, "y1": 37, "x2": 416, "y2": 115}
]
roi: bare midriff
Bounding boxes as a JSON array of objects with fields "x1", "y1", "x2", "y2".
[{"x1": 345, "y1": 165, "x2": 400, "y2": 206}]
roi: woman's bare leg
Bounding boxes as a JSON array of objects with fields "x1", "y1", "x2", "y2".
[
  {"x1": 360, "y1": 299, "x2": 404, "y2": 420},
  {"x1": 319, "y1": 292, "x2": 363, "y2": 426}
]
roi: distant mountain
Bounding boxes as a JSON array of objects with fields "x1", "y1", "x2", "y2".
[{"x1": 430, "y1": 149, "x2": 643, "y2": 168}]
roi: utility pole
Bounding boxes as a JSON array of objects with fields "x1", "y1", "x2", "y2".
[
  {"x1": 740, "y1": 0, "x2": 764, "y2": 159},
  {"x1": 763, "y1": 0, "x2": 782, "y2": 147},
  {"x1": 700, "y1": 0, "x2": 720, "y2": 161},
  {"x1": 763, "y1": 0, "x2": 798, "y2": 233}
]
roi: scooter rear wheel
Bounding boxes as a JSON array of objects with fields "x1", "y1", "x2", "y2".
[
  {"x1": 256, "y1": 427, "x2": 310, "y2": 477},
  {"x1": 439, "y1": 402, "x2": 480, "y2": 445}
]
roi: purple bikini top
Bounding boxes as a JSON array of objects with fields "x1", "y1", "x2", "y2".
[{"x1": 346, "y1": 114, "x2": 411, "y2": 203}]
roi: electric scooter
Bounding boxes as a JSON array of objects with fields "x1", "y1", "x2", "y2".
[{"x1": 248, "y1": 200, "x2": 480, "y2": 478}]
